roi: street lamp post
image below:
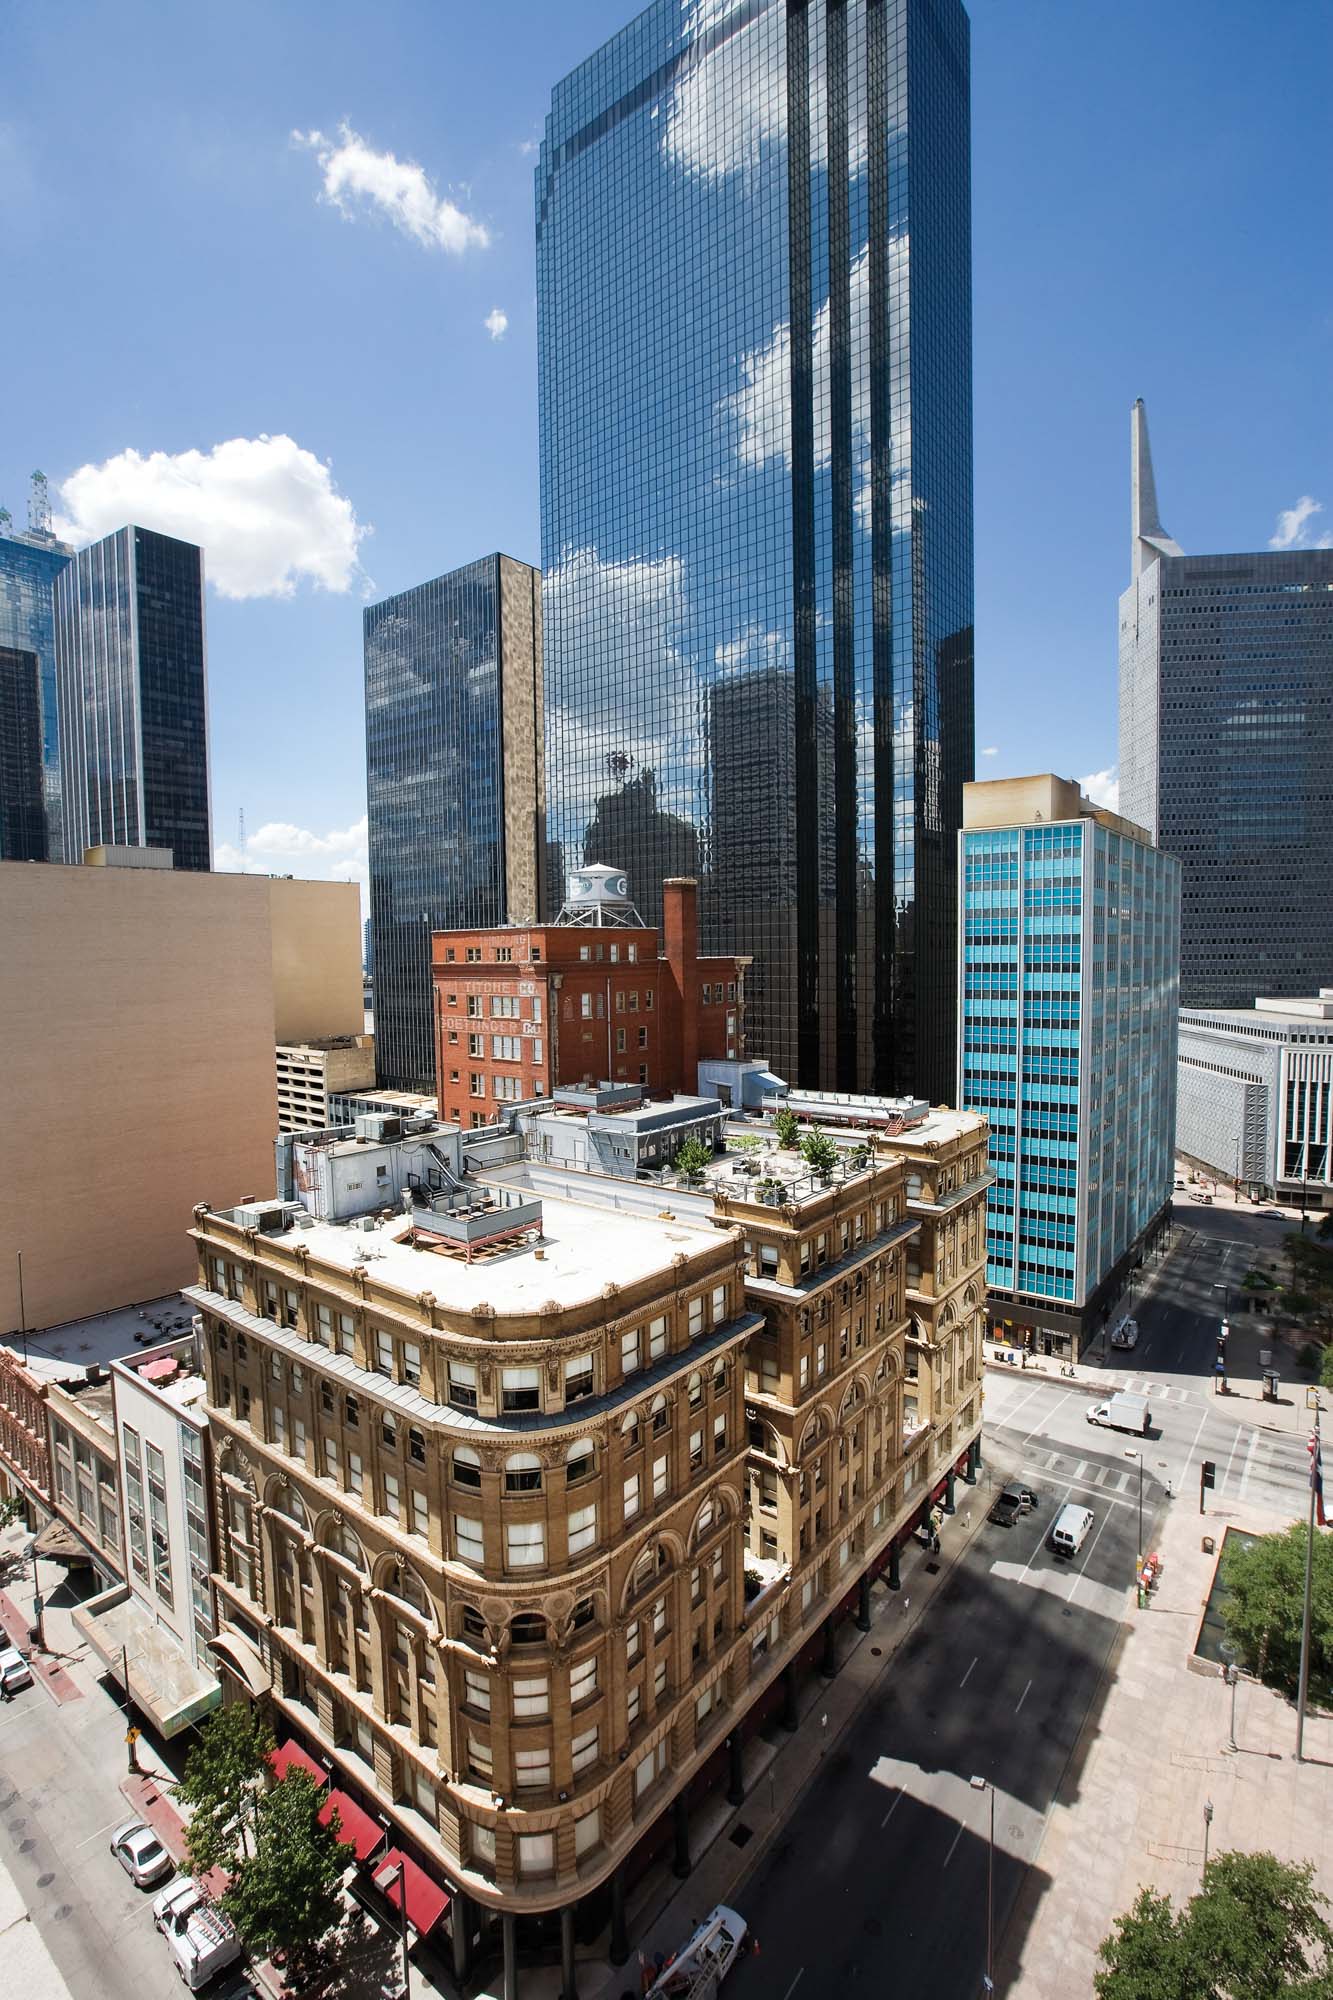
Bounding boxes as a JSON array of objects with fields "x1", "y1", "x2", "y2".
[
  {"x1": 1202, "y1": 1800, "x2": 1214, "y2": 1883},
  {"x1": 29, "y1": 1542, "x2": 45, "y2": 1650},
  {"x1": 970, "y1": 1774, "x2": 995, "y2": 1993},
  {"x1": 1124, "y1": 1449, "x2": 1144, "y2": 1606},
  {"x1": 385, "y1": 1860, "x2": 411, "y2": 2000}
]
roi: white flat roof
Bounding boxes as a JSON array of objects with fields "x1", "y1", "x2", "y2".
[
  {"x1": 252, "y1": 1190, "x2": 726, "y2": 1313},
  {"x1": 5, "y1": 1294, "x2": 193, "y2": 1376}
]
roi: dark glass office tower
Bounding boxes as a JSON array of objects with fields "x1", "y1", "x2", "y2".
[
  {"x1": 0, "y1": 525, "x2": 70, "y2": 857},
  {"x1": 1120, "y1": 402, "x2": 1333, "y2": 1007},
  {"x1": 0, "y1": 645, "x2": 48, "y2": 859},
  {"x1": 365, "y1": 554, "x2": 545, "y2": 1091},
  {"x1": 537, "y1": 0, "x2": 974, "y2": 1097},
  {"x1": 53, "y1": 526, "x2": 210, "y2": 869}
]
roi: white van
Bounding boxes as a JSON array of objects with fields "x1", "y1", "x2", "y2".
[{"x1": 1048, "y1": 1503, "x2": 1094, "y2": 1559}]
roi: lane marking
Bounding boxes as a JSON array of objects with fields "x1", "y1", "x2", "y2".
[
  {"x1": 782, "y1": 1972, "x2": 805, "y2": 2000},
  {"x1": 1221, "y1": 1426, "x2": 1242, "y2": 1493},
  {"x1": 1016, "y1": 1678, "x2": 1033, "y2": 1713},
  {"x1": 76, "y1": 1814, "x2": 129, "y2": 1849},
  {"x1": 959, "y1": 1656, "x2": 978, "y2": 1689},
  {"x1": 881, "y1": 1789, "x2": 904, "y2": 1830},
  {"x1": 943, "y1": 1824, "x2": 965, "y2": 1867},
  {"x1": 1067, "y1": 1506, "x2": 1115, "y2": 1606}
]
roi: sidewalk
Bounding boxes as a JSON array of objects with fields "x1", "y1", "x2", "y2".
[
  {"x1": 468, "y1": 1467, "x2": 1003, "y2": 2000},
  {"x1": 1001, "y1": 1480, "x2": 1333, "y2": 1997}
]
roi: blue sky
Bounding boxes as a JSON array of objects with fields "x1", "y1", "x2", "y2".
[{"x1": 3, "y1": 0, "x2": 1329, "y2": 908}]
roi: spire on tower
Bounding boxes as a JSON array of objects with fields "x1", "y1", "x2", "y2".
[{"x1": 1131, "y1": 400, "x2": 1184, "y2": 576}]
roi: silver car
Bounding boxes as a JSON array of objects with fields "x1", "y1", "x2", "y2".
[{"x1": 110, "y1": 1818, "x2": 174, "y2": 1888}]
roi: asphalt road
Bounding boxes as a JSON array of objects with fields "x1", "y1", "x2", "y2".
[{"x1": 725, "y1": 1204, "x2": 1319, "y2": 2000}]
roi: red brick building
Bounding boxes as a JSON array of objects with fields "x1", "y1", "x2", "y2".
[{"x1": 431, "y1": 868, "x2": 746, "y2": 1128}]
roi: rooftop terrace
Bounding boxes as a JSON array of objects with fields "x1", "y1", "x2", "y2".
[{"x1": 4, "y1": 1294, "x2": 194, "y2": 1381}]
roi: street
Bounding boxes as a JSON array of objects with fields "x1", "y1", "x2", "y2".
[{"x1": 727, "y1": 1200, "x2": 1318, "y2": 2000}]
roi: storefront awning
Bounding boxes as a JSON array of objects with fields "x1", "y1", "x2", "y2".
[
  {"x1": 269, "y1": 1737, "x2": 385, "y2": 1861},
  {"x1": 208, "y1": 1628, "x2": 272, "y2": 1699},
  {"x1": 373, "y1": 1848, "x2": 450, "y2": 1937},
  {"x1": 271, "y1": 1738, "x2": 325, "y2": 1785},
  {"x1": 75, "y1": 1584, "x2": 220, "y2": 1736},
  {"x1": 34, "y1": 1518, "x2": 96, "y2": 1564}
]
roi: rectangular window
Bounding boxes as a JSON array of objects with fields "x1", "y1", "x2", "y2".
[
  {"x1": 383, "y1": 1472, "x2": 400, "y2": 1521},
  {"x1": 567, "y1": 1504, "x2": 597, "y2": 1555},
  {"x1": 347, "y1": 1452, "x2": 363, "y2": 1497},
  {"x1": 635, "y1": 1741, "x2": 667, "y2": 1798},
  {"x1": 627, "y1": 1683, "x2": 641, "y2": 1725},
  {"x1": 467, "y1": 1733, "x2": 493, "y2": 1779},
  {"x1": 575, "y1": 1808, "x2": 599, "y2": 1858},
  {"x1": 616, "y1": 1026, "x2": 626, "y2": 1053},
  {"x1": 506, "y1": 1521, "x2": 546, "y2": 1568},
  {"x1": 512, "y1": 1675, "x2": 549, "y2": 1718},
  {"x1": 711, "y1": 1284, "x2": 727, "y2": 1322},
  {"x1": 402, "y1": 1342, "x2": 421, "y2": 1386},
  {"x1": 514, "y1": 1747, "x2": 551, "y2": 1789},
  {"x1": 464, "y1": 1669, "x2": 491, "y2": 1713},
  {"x1": 688, "y1": 1295, "x2": 704, "y2": 1338},
  {"x1": 502, "y1": 1367, "x2": 541, "y2": 1412},
  {"x1": 689, "y1": 1428, "x2": 704, "y2": 1470},
  {"x1": 648, "y1": 1315, "x2": 668, "y2": 1360},
  {"x1": 375, "y1": 1329, "x2": 394, "y2": 1375},
  {"x1": 713, "y1": 1413, "x2": 726, "y2": 1452},
  {"x1": 652, "y1": 1597, "x2": 667, "y2": 1639},
  {"x1": 409, "y1": 1487, "x2": 428, "y2": 1539},
  {"x1": 449, "y1": 1361, "x2": 478, "y2": 1410},
  {"x1": 623, "y1": 1472, "x2": 640, "y2": 1521},
  {"x1": 626, "y1": 1620, "x2": 641, "y2": 1663},
  {"x1": 518, "y1": 1833, "x2": 554, "y2": 1874},
  {"x1": 564, "y1": 1355, "x2": 594, "y2": 1402},
  {"x1": 637, "y1": 1025, "x2": 648, "y2": 1048},
  {"x1": 652, "y1": 1454, "x2": 668, "y2": 1502},
  {"x1": 571, "y1": 1726, "x2": 599, "y2": 1775},
  {"x1": 570, "y1": 1654, "x2": 597, "y2": 1706},
  {"x1": 323, "y1": 1438, "x2": 339, "y2": 1481},
  {"x1": 580, "y1": 993, "x2": 593, "y2": 1018},
  {"x1": 454, "y1": 1515, "x2": 484, "y2": 1565},
  {"x1": 621, "y1": 1327, "x2": 641, "y2": 1375}
]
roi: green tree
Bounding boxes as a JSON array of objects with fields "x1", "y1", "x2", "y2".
[
  {"x1": 1097, "y1": 1852, "x2": 1333, "y2": 2000},
  {"x1": 773, "y1": 1107, "x2": 800, "y2": 1149},
  {"x1": 178, "y1": 1701, "x2": 275, "y2": 1877},
  {"x1": 0, "y1": 1494, "x2": 26, "y2": 1533},
  {"x1": 800, "y1": 1132, "x2": 839, "y2": 1178},
  {"x1": 223, "y1": 1769, "x2": 346, "y2": 1974},
  {"x1": 673, "y1": 1135, "x2": 713, "y2": 1178},
  {"x1": 1321, "y1": 1343, "x2": 1333, "y2": 1394},
  {"x1": 1219, "y1": 1525, "x2": 1333, "y2": 1706},
  {"x1": 1283, "y1": 1236, "x2": 1333, "y2": 1336}
]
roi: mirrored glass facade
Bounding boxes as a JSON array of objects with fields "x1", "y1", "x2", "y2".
[
  {"x1": 961, "y1": 815, "x2": 1179, "y2": 1331},
  {"x1": 53, "y1": 526, "x2": 210, "y2": 871},
  {"x1": 537, "y1": 0, "x2": 973, "y2": 1099},
  {"x1": 0, "y1": 532, "x2": 70, "y2": 857},
  {"x1": 0, "y1": 645, "x2": 48, "y2": 860},
  {"x1": 365, "y1": 554, "x2": 544, "y2": 1090},
  {"x1": 1121, "y1": 548, "x2": 1333, "y2": 1009}
]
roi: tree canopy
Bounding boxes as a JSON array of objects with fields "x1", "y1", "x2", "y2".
[
  {"x1": 1219, "y1": 1524, "x2": 1333, "y2": 1706},
  {"x1": 179, "y1": 1699, "x2": 274, "y2": 1877},
  {"x1": 222, "y1": 1767, "x2": 346, "y2": 1970},
  {"x1": 1097, "y1": 1851, "x2": 1333, "y2": 1999}
]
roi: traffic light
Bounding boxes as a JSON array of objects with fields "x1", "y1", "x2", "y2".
[{"x1": 1201, "y1": 1461, "x2": 1216, "y2": 1489}]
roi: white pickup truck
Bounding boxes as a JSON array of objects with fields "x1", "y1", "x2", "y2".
[
  {"x1": 154, "y1": 1877, "x2": 242, "y2": 1990},
  {"x1": 1087, "y1": 1391, "x2": 1151, "y2": 1437},
  {"x1": 645, "y1": 1907, "x2": 750, "y2": 2000}
]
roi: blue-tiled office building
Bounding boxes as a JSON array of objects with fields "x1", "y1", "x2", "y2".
[
  {"x1": 0, "y1": 517, "x2": 70, "y2": 857},
  {"x1": 1120, "y1": 400, "x2": 1333, "y2": 1009},
  {"x1": 53, "y1": 525, "x2": 210, "y2": 870},
  {"x1": 537, "y1": 0, "x2": 974, "y2": 1100},
  {"x1": 364, "y1": 554, "x2": 544, "y2": 1091},
  {"x1": 959, "y1": 777, "x2": 1180, "y2": 1358}
]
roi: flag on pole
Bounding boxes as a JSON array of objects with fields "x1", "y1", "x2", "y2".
[{"x1": 1308, "y1": 1431, "x2": 1326, "y2": 1529}]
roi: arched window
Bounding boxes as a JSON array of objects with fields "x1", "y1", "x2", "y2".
[
  {"x1": 273, "y1": 1482, "x2": 307, "y2": 1526},
  {"x1": 622, "y1": 1409, "x2": 641, "y2": 1450},
  {"x1": 332, "y1": 1520, "x2": 367, "y2": 1569},
  {"x1": 510, "y1": 1612, "x2": 547, "y2": 1647},
  {"x1": 650, "y1": 1394, "x2": 669, "y2": 1436},
  {"x1": 504, "y1": 1453, "x2": 542, "y2": 1494},
  {"x1": 565, "y1": 1437, "x2": 595, "y2": 1484},
  {"x1": 391, "y1": 1566, "x2": 432, "y2": 1618},
  {"x1": 687, "y1": 1371, "x2": 703, "y2": 1409},
  {"x1": 694, "y1": 1500, "x2": 715, "y2": 1544},
  {"x1": 453, "y1": 1447, "x2": 482, "y2": 1489}
]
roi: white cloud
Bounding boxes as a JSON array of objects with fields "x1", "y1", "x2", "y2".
[
  {"x1": 1269, "y1": 494, "x2": 1333, "y2": 550},
  {"x1": 216, "y1": 813, "x2": 369, "y2": 902},
  {"x1": 518, "y1": 139, "x2": 538, "y2": 158},
  {"x1": 484, "y1": 307, "x2": 509, "y2": 341},
  {"x1": 293, "y1": 123, "x2": 489, "y2": 255},
  {"x1": 1080, "y1": 767, "x2": 1120, "y2": 812},
  {"x1": 54, "y1": 435, "x2": 370, "y2": 600},
  {"x1": 981, "y1": 746, "x2": 998, "y2": 757}
]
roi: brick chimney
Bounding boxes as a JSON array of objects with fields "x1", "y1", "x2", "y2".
[{"x1": 662, "y1": 877, "x2": 700, "y2": 1094}]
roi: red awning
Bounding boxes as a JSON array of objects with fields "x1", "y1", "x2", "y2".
[
  {"x1": 270, "y1": 1741, "x2": 384, "y2": 1863},
  {"x1": 373, "y1": 1849, "x2": 450, "y2": 1937},
  {"x1": 323, "y1": 1787, "x2": 385, "y2": 1862},
  {"x1": 271, "y1": 1739, "x2": 325, "y2": 1784}
]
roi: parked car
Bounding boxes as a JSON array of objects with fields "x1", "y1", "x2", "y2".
[
  {"x1": 989, "y1": 1482, "x2": 1039, "y2": 1527},
  {"x1": 110, "y1": 1819, "x2": 174, "y2": 1888},
  {"x1": 0, "y1": 1644, "x2": 33, "y2": 1696},
  {"x1": 1110, "y1": 1318, "x2": 1139, "y2": 1351}
]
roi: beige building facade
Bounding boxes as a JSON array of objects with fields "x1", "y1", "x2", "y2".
[
  {"x1": 276, "y1": 1036, "x2": 377, "y2": 1134},
  {"x1": 0, "y1": 859, "x2": 362, "y2": 1332}
]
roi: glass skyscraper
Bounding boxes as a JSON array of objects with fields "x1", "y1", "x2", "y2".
[
  {"x1": 365, "y1": 554, "x2": 545, "y2": 1091},
  {"x1": 1120, "y1": 399, "x2": 1333, "y2": 1009},
  {"x1": 958, "y1": 777, "x2": 1179, "y2": 1359},
  {"x1": 0, "y1": 645, "x2": 48, "y2": 860},
  {"x1": 537, "y1": 0, "x2": 974, "y2": 1100},
  {"x1": 53, "y1": 525, "x2": 211, "y2": 870},
  {"x1": 0, "y1": 525, "x2": 70, "y2": 857}
]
